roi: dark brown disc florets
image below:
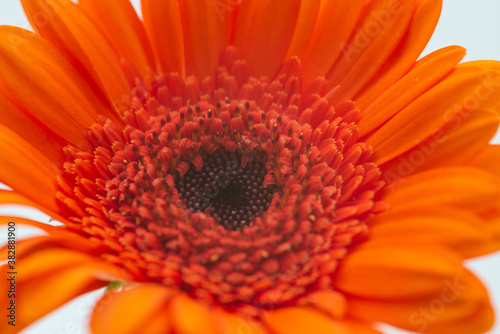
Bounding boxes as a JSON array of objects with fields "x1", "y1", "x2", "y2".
[{"x1": 177, "y1": 149, "x2": 275, "y2": 230}]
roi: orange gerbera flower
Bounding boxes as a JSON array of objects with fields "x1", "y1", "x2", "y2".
[{"x1": 1, "y1": 0, "x2": 500, "y2": 333}]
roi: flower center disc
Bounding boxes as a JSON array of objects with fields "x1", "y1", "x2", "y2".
[
  {"x1": 57, "y1": 48, "x2": 386, "y2": 310},
  {"x1": 177, "y1": 149, "x2": 275, "y2": 230}
]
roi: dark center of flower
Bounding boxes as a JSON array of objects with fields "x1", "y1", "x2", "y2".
[{"x1": 177, "y1": 148, "x2": 275, "y2": 230}]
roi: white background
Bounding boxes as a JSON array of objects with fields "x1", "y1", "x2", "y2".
[{"x1": 0, "y1": 0, "x2": 499, "y2": 333}]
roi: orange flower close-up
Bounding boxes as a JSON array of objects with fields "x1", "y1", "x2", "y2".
[{"x1": 1, "y1": 0, "x2": 500, "y2": 333}]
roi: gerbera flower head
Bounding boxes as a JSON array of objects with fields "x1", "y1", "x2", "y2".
[{"x1": 1, "y1": 0, "x2": 500, "y2": 333}]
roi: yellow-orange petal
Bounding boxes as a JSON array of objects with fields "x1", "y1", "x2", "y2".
[
  {"x1": 264, "y1": 307, "x2": 349, "y2": 334},
  {"x1": 21, "y1": 0, "x2": 131, "y2": 113},
  {"x1": 0, "y1": 249, "x2": 120, "y2": 333},
  {"x1": 327, "y1": 0, "x2": 416, "y2": 104},
  {"x1": 334, "y1": 245, "x2": 462, "y2": 300},
  {"x1": 233, "y1": 0, "x2": 301, "y2": 78},
  {"x1": 169, "y1": 294, "x2": 217, "y2": 334},
  {"x1": 91, "y1": 284, "x2": 177, "y2": 334},
  {"x1": 177, "y1": 0, "x2": 234, "y2": 78},
  {"x1": 368, "y1": 62, "x2": 500, "y2": 164},
  {"x1": 0, "y1": 26, "x2": 116, "y2": 146},
  {"x1": 0, "y1": 85, "x2": 65, "y2": 163},
  {"x1": 142, "y1": 0, "x2": 185, "y2": 76},
  {"x1": 0, "y1": 125, "x2": 60, "y2": 214},
  {"x1": 366, "y1": 206, "x2": 498, "y2": 258},
  {"x1": 345, "y1": 270, "x2": 494, "y2": 334},
  {"x1": 78, "y1": 0, "x2": 156, "y2": 80},
  {"x1": 354, "y1": 0, "x2": 443, "y2": 108},
  {"x1": 299, "y1": 0, "x2": 365, "y2": 87},
  {"x1": 383, "y1": 166, "x2": 500, "y2": 211},
  {"x1": 358, "y1": 46, "x2": 466, "y2": 136},
  {"x1": 380, "y1": 106, "x2": 499, "y2": 177}
]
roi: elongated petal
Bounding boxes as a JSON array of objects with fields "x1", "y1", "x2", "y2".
[
  {"x1": 169, "y1": 294, "x2": 218, "y2": 334},
  {"x1": 358, "y1": 46, "x2": 466, "y2": 136},
  {"x1": 354, "y1": 0, "x2": 443, "y2": 107},
  {"x1": 0, "y1": 26, "x2": 115, "y2": 146},
  {"x1": 212, "y1": 308, "x2": 269, "y2": 334},
  {"x1": 344, "y1": 269, "x2": 494, "y2": 334},
  {"x1": 366, "y1": 206, "x2": 498, "y2": 258},
  {"x1": 298, "y1": 0, "x2": 365, "y2": 87},
  {"x1": 285, "y1": 0, "x2": 321, "y2": 60},
  {"x1": 327, "y1": 0, "x2": 416, "y2": 104},
  {"x1": 334, "y1": 245, "x2": 463, "y2": 300},
  {"x1": 368, "y1": 62, "x2": 500, "y2": 164},
  {"x1": 142, "y1": 0, "x2": 185, "y2": 76},
  {"x1": 383, "y1": 166, "x2": 500, "y2": 211},
  {"x1": 0, "y1": 125, "x2": 60, "y2": 214},
  {"x1": 264, "y1": 307, "x2": 350, "y2": 334},
  {"x1": 0, "y1": 249, "x2": 120, "y2": 333},
  {"x1": 91, "y1": 284, "x2": 177, "y2": 334},
  {"x1": 233, "y1": 0, "x2": 301, "y2": 78},
  {"x1": 468, "y1": 145, "x2": 500, "y2": 176},
  {"x1": 21, "y1": 0, "x2": 131, "y2": 112},
  {"x1": 380, "y1": 107, "x2": 499, "y2": 177},
  {"x1": 0, "y1": 86, "x2": 65, "y2": 163},
  {"x1": 177, "y1": 0, "x2": 235, "y2": 78},
  {"x1": 298, "y1": 290, "x2": 347, "y2": 319},
  {"x1": 78, "y1": 0, "x2": 156, "y2": 80}
]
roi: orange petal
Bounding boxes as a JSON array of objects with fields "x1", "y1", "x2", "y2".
[
  {"x1": 326, "y1": 0, "x2": 416, "y2": 104},
  {"x1": 0, "y1": 191, "x2": 67, "y2": 222},
  {"x1": 233, "y1": 0, "x2": 301, "y2": 78},
  {"x1": 0, "y1": 227, "x2": 104, "y2": 263},
  {"x1": 383, "y1": 166, "x2": 500, "y2": 212},
  {"x1": 0, "y1": 85, "x2": 65, "y2": 164},
  {"x1": 380, "y1": 107, "x2": 499, "y2": 177},
  {"x1": 358, "y1": 46, "x2": 466, "y2": 136},
  {"x1": 78, "y1": 0, "x2": 156, "y2": 80},
  {"x1": 345, "y1": 270, "x2": 494, "y2": 334},
  {"x1": 213, "y1": 308, "x2": 269, "y2": 334},
  {"x1": 0, "y1": 216, "x2": 61, "y2": 234},
  {"x1": 334, "y1": 245, "x2": 462, "y2": 300},
  {"x1": 21, "y1": 0, "x2": 131, "y2": 113},
  {"x1": 354, "y1": 0, "x2": 443, "y2": 108},
  {"x1": 342, "y1": 321, "x2": 384, "y2": 334},
  {"x1": 469, "y1": 145, "x2": 500, "y2": 177},
  {"x1": 285, "y1": 0, "x2": 321, "y2": 60},
  {"x1": 368, "y1": 62, "x2": 500, "y2": 164},
  {"x1": 366, "y1": 206, "x2": 498, "y2": 258},
  {"x1": 298, "y1": 290, "x2": 347, "y2": 318},
  {"x1": 142, "y1": 0, "x2": 185, "y2": 76},
  {"x1": 169, "y1": 294, "x2": 217, "y2": 334},
  {"x1": 299, "y1": 0, "x2": 365, "y2": 87},
  {"x1": 177, "y1": 0, "x2": 235, "y2": 78},
  {"x1": 0, "y1": 125, "x2": 61, "y2": 215},
  {"x1": 0, "y1": 248, "x2": 119, "y2": 333},
  {"x1": 264, "y1": 307, "x2": 349, "y2": 334},
  {"x1": 0, "y1": 26, "x2": 115, "y2": 146},
  {"x1": 91, "y1": 284, "x2": 177, "y2": 334}
]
